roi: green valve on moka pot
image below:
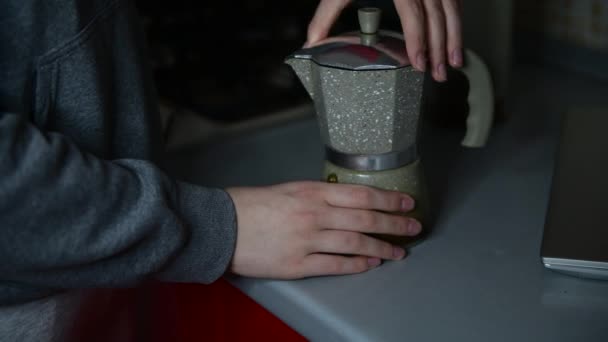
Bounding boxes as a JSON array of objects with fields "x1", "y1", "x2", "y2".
[{"x1": 285, "y1": 7, "x2": 494, "y2": 245}]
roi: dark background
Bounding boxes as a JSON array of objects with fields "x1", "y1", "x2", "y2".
[
  {"x1": 135, "y1": 1, "x2": 608, "y2": 126},
  {"x1": 135, "y1": 0, "x2": 407, "y2": 122}
]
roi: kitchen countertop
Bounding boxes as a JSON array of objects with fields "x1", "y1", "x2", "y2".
[{"x1": 164, "y1": 65, "x2": 608, "y2": 341}]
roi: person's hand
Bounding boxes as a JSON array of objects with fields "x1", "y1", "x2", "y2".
[
  {"x1": 226, "y1": 181, "x2": 422, "y2": 279},
  {"x1": 306, "y1": 0, "x2": 462, "y2": 82}
]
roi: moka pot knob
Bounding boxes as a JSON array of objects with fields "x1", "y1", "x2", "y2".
[{"x1": 358, "y1": 7, "x2": 381, "y2": 46}]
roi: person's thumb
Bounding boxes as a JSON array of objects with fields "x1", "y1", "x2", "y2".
[{"x1": 306, "y1": 0, "x2": 352, "y2": 47}]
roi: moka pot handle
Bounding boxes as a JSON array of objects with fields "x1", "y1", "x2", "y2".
[{"x1": 459, "y1": 49, "x2": 494, "y2": 147}]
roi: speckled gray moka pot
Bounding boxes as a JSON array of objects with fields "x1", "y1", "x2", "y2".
[
  {"x1": 288, "y1": 60, "x2": 424, "y2": 155},
  {"x1": 286, "y1": 8, "x2": 495, "y2": 245}
]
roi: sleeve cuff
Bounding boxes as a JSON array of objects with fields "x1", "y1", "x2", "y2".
[{"x1": 157, "y1": 181, "x2": 237, "y2": 284}]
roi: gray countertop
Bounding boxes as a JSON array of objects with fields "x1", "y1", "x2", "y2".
[{"x1": 164, "y1": 66, "x2": 608, "y2": 341}]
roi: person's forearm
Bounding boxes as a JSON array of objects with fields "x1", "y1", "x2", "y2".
[{"x1": 0, "y1": 112, "x2": 236, "y2": 304}]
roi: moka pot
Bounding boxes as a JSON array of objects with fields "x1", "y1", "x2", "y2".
[{"x1": 285, "y1": 7, "x2": 494, "y2": 245}]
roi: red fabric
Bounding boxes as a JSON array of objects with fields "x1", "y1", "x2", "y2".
[
  {"x1": 145, "y1": 280, "x2": 307, "y2": 342},
  {"x1": 70, "y1": 280, "x2": 305, "y2": 341},
  {"x1": 69, "y1": 289, "x2": 138, "y2": 342}
]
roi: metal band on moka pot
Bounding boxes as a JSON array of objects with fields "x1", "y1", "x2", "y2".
[{"x1": 325, "y1": 145, "x2": 418, "y2": 171}]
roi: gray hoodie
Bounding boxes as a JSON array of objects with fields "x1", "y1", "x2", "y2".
[{"x1": 0, "y1": 0, "x2": 237, "y2": 340}]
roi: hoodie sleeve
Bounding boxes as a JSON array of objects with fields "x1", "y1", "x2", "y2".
[{"x1": 0, "y1": 111, "x2": 237, "y2": 303}]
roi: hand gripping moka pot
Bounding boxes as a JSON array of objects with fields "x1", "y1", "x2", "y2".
[{"x1": 286, "y1": 7, "x2": 494, "y2": 245}]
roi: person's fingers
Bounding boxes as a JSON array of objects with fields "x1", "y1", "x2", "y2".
[
  {"x1": 422, "y1": 0, "x2": 447, "y2": 81},
  {"x1": 314, "y1": 230, "x2": 406, "y2": 260},
  {"x1": 306, "y1": 0, "x2": 351, "y2": 47},
  {"x1": 320, "y1": 183, "x2": 415, "y2": 212},
  {"x1": 298, "y1": 254, "x2": 380, "y2": 277},
  {"x1": 442, "y1": 0, "x2": 462, "y2": 68},
  {"x1": 318, "y1": 207, "x2": 422, "y2": 236},
  {"x1": 394, "y1": 0, "x2": 427, "y2": 71}
]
